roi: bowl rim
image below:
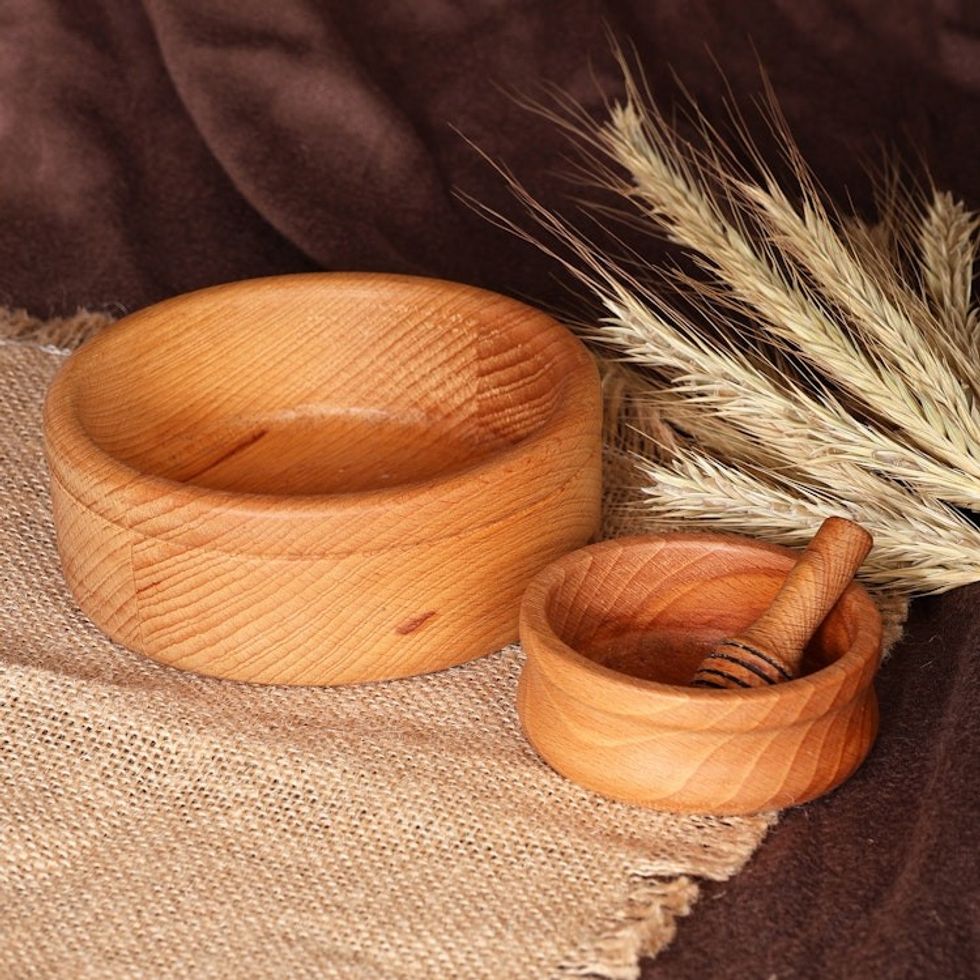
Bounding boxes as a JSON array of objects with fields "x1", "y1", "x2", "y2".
[
  {"x1": 519, "y1": 532, "x2": 883, "y2": 727},
  {"x1": 44, "y1": 272, "x2": 601, "y2": 546}
]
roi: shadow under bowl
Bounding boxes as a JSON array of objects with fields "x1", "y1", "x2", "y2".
[
  {"x1": 518, "y1": 533, "x2": 883, "y2": 814},
  {"x1": 44, "y1": 272, "x2": 602, "y2": 685}
]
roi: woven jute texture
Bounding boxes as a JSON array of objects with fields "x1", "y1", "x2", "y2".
[{"x1": 0, "y1": 310, "x2": 778, "y2": 979}]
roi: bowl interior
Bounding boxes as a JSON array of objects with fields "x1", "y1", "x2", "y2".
[
  {"x1": 71, "y1": 276, "x2": 568, "y2": 495},
  {"x1": 545, "y1": 538, "x2": 863, "y2": 685}
]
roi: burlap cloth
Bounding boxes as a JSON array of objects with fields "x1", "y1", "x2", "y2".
[{"x1": 5, "y1": 307, "x2": 887, "y2": 980}]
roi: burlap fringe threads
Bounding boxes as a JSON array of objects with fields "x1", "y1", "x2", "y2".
[{"x1": 560, "y1": 876, "x2": 700, "y2": 980}]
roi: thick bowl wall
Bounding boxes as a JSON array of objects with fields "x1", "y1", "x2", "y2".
[{"x1": 45, "y1": 273, "x2": 602, "y2": 684}]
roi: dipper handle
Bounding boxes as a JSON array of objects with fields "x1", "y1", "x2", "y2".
[{"x1": 691, "y1": 517, "x2": 873, "y2": 690}]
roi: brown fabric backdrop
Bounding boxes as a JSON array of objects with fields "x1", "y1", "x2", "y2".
[{"x1": 2, "y1": 1, "x2": 978, "y2": 976}]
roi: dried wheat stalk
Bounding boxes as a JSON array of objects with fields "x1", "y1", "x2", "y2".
[{"x1": 473, "y1": 58, "x2": 980, "y2": 596}]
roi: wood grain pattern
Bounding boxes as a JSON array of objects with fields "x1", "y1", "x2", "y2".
[
  {"x1": 691, "y1": 517, "x2": 873, "y2": 690},
  {"x1": 44, "y1": 272, "x2": 602, "y2": 685},
  {"x1": 517, "y1": 533, "x2": 883, "y2": 814}
]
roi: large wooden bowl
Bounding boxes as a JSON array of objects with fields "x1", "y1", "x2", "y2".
[
  {"x1": 518, "y1": 534, "x2": 882, "y2": 814},
  {"x1": 44, "y1": 273, "x2": 602, "y2": 685}
]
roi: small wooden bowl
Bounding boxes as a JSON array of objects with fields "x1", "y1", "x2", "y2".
[
  {"x1": 518, "y1": 533, "x2": 883, "y2": 814},
  {"x1": 44, "y1": 273, "x2": 601, "y2": 685}
]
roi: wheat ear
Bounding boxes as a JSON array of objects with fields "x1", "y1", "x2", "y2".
[{"x1": 918, "y1": 190, "x2": 980, "y2": 349}]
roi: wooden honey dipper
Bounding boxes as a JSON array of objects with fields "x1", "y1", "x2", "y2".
[{"x1": 690, "y1": 517, "x2": 873, "y2": 690}]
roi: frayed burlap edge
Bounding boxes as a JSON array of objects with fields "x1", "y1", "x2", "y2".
[
  {"x1": 0, "y1": 306, "x2": 114, "y2": 351},
  {"x1": 561, "y1": 877, "x2": 700, "y2": 980},
  {"x1": 0, "y1": 307, "x2": 905, "y2": 980}
]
